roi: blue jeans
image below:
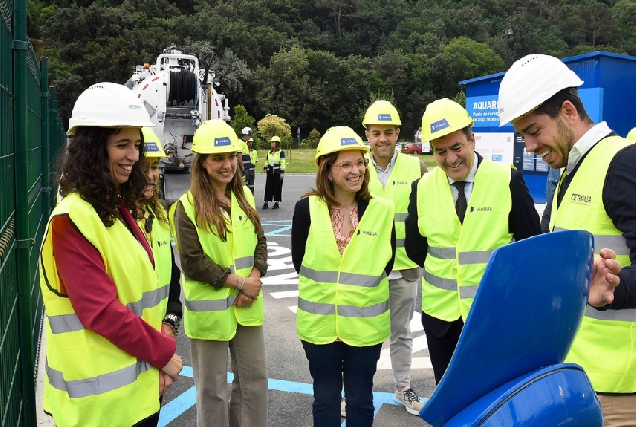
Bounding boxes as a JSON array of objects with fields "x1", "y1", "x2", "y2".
[{"x1": 302, "y1": 340, "x2": 382, "y2": 427}]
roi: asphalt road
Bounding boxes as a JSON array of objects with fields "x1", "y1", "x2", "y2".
[{"x1": 159, "y1": 172, "x2": 437, "y2": 427}]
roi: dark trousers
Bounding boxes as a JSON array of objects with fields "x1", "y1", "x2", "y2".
[
  {"x1": 264, "y1": 170, "x2": 283, "y2": 202},
  {"x1": 243, "y1": 169, "x2": 255, "y2": 194},
  {"x1": 422, "y1": 312, "x2": 464, "y2": 384},
  {"x1": 302, "y1": 340, "x2": 382, "y2": 427}
]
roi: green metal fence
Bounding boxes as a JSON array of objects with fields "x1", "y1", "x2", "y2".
[{"x1": 1, "y1": 0, "x2": 66, "y2": 424}]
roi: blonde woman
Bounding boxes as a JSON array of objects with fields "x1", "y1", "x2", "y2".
[{"x1": 170, "y1": 119, "x2": 268, "y2": 427}]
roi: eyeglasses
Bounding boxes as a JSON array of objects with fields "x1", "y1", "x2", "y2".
[{"x1": 333, "y1": 159, "x2": 368, "y2": 174}]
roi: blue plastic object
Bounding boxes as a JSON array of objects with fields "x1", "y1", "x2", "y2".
[
  {"x1": 444, "y1": 364, "x2": 602, "y2": 427},
  {"x1": 420, "y1": 230, "x2": 600, "y2": 426}
]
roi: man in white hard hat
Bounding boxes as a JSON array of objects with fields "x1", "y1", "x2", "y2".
[
  {"x1": 498, "y1": 53, "x2": 636, "y2": 425},
  {"x1": 404, "y1": 98, "x2": 541, "y2": 384},
  {"x1": 358, "y1": 100, "x2": 428, "y2": 415},
  {"x1": 240, "y1": 127, "x2": 256, "y2": 194}
]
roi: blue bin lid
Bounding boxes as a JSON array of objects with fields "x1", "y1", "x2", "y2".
[{"x1": 421, "y1": 230, "x2": 593, "y2": 426}]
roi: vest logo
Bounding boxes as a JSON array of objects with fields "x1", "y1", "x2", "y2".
[
  {"x1": 571, "y1": 193, "x2": 591, "y2": 204},
  {"x1": 470, "y1": 206, "x2": 492, "y2": 212},
  {"x1": 393, "y1": 180, "x2": 409, "y2": 185},
  {"x1": 377, "y1": 114, "x2": 392, "y2": 121},
  {"x1": 430, "y1": 119, "x2": 450, "y2": 133},
  {"x1": 357, "y1": 229, "x2": 377, "y2": 237},
  {"x1": 157, "y1": 240, "x2": 170, "y2": 247},
  {"x1": 146, "y1": 142, "x2": 160, "y2": 152},
  {"x1": 340, "y1": 137, "x2": 358, "y2": 146},
  {"x1": 215, "y1": 136, "x2": 232, "y2": 147}
]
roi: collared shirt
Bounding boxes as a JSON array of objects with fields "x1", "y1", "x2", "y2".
[
  {"x1": 370, "y1": 150, "x2": 399, "y2": 188},
  {"x1": 448, "y1": 152, "x2": 478, "y2": 203},
  {"x1": 566, "y1": 121, "x2": 612, "y2": 174}
]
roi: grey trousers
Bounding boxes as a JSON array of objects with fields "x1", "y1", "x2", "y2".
[
  {"x1": 190, "y1": 325, "x2": 268, "y2": 427},
  {"x1": 389, "y1": 275, "x2": 419, "y2": 389}
]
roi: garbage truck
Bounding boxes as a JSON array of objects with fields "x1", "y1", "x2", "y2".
[{"x1": 127, "y1": 46, "x2": 231, "y2": 198}]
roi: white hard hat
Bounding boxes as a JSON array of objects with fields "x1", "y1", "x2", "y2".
[
  {"x1": 241, "y1": 126, "x2": 253, "y2": 136},
  {"x1": 67, "y1": 82, "x2": 154, "y2": 135},
  {"x1": 498, "y1": 54, "x2": 583, "y2": 126}
]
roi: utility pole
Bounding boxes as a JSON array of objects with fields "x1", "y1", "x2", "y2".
[{"x1": 503, "y1": 28, "x2": 513, "y2": 68}]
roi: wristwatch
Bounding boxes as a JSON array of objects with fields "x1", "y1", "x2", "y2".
[{"x1": 162, "y1": 313, "x2": 181, "y2": 335}]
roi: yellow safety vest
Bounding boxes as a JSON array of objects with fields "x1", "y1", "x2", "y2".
[
  {"x1": 297, "y1": 195, "x2": 394, "y2": 346},
  {"x1": 139, "y1": 205, "x2": 171, "y2": 315},
  {"x1": 265, "y1": 150, "x2": 286, "y2": 172},
  {"x1": 39, "y1": 193, "x2": 162, "y2": 427},
  {"x1": 368, "y1": 153, "x2": 421, "y2": 271},
  {"x1": 250, "y1": 149, "x2": 258, "y2": 165},
  {"x1": 553, "y1": 135, "x2": 636, "y2": 393},
  {"x1": 170, "y1": 189, "x2": 262, "y2": 341},
  {"x1": 417, "y1": 161, "x2": 512, "y2": 321}
]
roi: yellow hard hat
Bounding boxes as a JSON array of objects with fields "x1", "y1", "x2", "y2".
[
  {"x1": 142, "y1": 127, "x2": 167, "y2": 158},
  {"x1": 627, "y1": 126, "x2": 636, "y2": 142},
  {"x1": 421, "y1": 98, "x2": 474, "y2": 142},
  {"x1": 315, "y1": 126, "x2": 369, "y2": 166},
  {"x1": 362, "y1": 100, "x2": 401, "y2": 128},
  {"x1": 191, "y1": 119, "x2": 241, "y2": 154},
  {"x1": 270, "y1": 135, "x2": 281, "y2": 142}
]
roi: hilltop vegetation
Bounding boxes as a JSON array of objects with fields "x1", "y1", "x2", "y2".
[{"x1": 27, "y1": 0, "x2": 636, "y2": 137}]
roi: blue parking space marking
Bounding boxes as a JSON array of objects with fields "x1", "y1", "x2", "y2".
[
  {"x1": 158, "y1": 366, "x2": 425, "y2": 426},
  {"x1": 261, "y1": 220, "x2": 292, "y2": 237}
]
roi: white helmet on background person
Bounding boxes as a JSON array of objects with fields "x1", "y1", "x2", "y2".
[
  {"x1": 241, "y1": 126, "x2": 253, "y2": 136},
  {"x1": 67, "y1": 82, "x2": 154, "y2": 135},
  {"x1": 497, "y1": 54, "x2": 584, "y2": 126}
]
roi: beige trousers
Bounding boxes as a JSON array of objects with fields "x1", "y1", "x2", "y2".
[
  {"x1": 598, "y1": 394, "x2": 636, "y2": 427},
  {"x1": 191, "y1": 325, "x2": 268, "y2": 427}
]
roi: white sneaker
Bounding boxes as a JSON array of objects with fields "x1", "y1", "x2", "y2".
[
  {"x1": 340, "y1": 398, "x2": 346, "y2": 417},
  {"x1": 394, "y1": 388, "x2": 424, "y2": 415}
]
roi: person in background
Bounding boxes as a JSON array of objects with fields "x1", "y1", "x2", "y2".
[
  {"x1": 360, "y1": 100, "x2": 427, "y2": 415},
  {"x1": 291, "y1": 126, "x2": 396, "y2": 427},
  {"x1": 39, "y1": 82, "x2": 182, "y2": 427},
  {"x1": 170, "y1": 119, "x2": 268, "y2": 427},
  {"x1": 138, "y1": 127, "x2": 184, "y2": 425},
  {"x1": 139, "y1": 127, "x2": 183, "y2": 339},
  {"x1": 240, "y1": 127, "x2": 256, "y2": 194},
  {"x1": 262, "y1": 135, "x2": 285, "y2": 209},
  {"x1": 498, "y1": 53, "x2": 636, "y2": 426},
  {"x1": 405, "y1": 98, "x2": 541, "y2": 384},
  {"x1": 540, "y1": 166, "x2": 562, "y2": 233}
]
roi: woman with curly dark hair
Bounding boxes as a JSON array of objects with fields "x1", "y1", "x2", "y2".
[{"x1": 39, "y1": 83, "x2": 182, "y2": 427}]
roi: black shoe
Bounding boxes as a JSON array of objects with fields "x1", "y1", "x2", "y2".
[
  {"x1": 273, "y1": 202, "x2": 280, "y2": 209},
  {"x1": 262, "y1": 202, "x2": 268, "y2": 209}
]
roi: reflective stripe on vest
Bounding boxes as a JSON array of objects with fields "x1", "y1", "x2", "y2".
[
  {"x1": 298, "y1": 298, "x2": 389, "y2": 318},
  {"x1": 367, "y1": 153, "x2": 421, "y2": 270},
  {"x1": 417, "y1": 161, "x2": 512, "y2": 321},
  {"x1": 554, "y1": 227, "x2": 629, "y2": 257},
  {"x1": 170, "y1": 190, "x2": 262, "y2": 340},
  {"x1": 48, "y1": 284, "x2": 168, "y2": 334},
  {"x1": 40, "y1": 194, "x2": 160, "y2": 426},
  {"x1": 46, "y1": 359, "x2": 153, "y2": 399},
  {"x1": 297, "y1": 195, "x2": 394, "y2": 346},
  {"x1": 555, "y1": 136, "x2": 636, "y2": 393}
]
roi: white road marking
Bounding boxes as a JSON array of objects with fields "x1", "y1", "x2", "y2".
[{"x1": 266, "y1": 241, "x2": 433, "y2": 370}]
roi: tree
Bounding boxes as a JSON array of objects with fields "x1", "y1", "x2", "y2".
[{"x1": 258, "y1": 114, "x2": 292, "y2": 148}]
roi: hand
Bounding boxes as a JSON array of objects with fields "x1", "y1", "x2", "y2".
[
  {"x1": 234, "y1": 292, "x2": 254, "y2": 308},
  {"x1": 161, "y1": 322, "x2": 175, "y2": 338},
  {"x1": 241, "y1": 276, "x2": 262, "y2": 300},
  {"x1": 280, "y1": 173, "x2": 284, "y2": 180},
  {"x1": 161, "y1": 353, "x2": 183, "y2": 379},
  {"x1": 588, "y1": 248, "x2": 622, "y2": 307},
  {"x1": 159, "y1": 370, "x2": 174, "y2": 396}
]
